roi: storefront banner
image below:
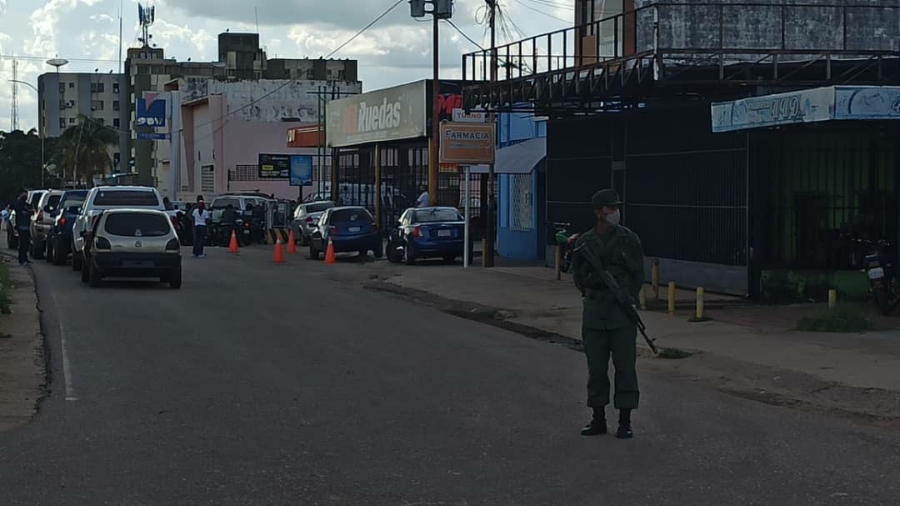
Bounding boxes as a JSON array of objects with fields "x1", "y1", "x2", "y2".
[
  {"x1": 439, "y1": 122, "x2": 496, "y2": 165},
  {"x1": 711, "y1": 87, "x2": 834, "y2": 133},
  {"x1": 834, "y1": 86, "x2": 900, "y2": 120},
  {"x1": 326, "y1": 81, "x2": 427, "y2": 147}
]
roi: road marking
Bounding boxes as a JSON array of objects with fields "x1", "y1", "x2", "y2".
[{"x1": 47, "y1": 288, "x2": 77, "y2": 401}]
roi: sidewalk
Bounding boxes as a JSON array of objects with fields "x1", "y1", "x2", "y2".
[{"x1": 359, "y1": 260, "x2": 900, "y2": 420}]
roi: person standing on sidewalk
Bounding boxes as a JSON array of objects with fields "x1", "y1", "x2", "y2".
[
  {"x1": 572, "y1": 189, "x2": 644, "y2": 439},
  {"x1": 191, "y1": 199, "x2": 210, "y2": 258},
  {"x1": 13, "y1": 193, "x2": 33, "y2": 265}
]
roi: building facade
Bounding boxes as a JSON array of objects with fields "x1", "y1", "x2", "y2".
[
  {"x1": 463, "y1": 1, "x2": 900, "y2": 300},
  {"x1": 37, "y1": 72, "x2": 129, "y2": 174}
]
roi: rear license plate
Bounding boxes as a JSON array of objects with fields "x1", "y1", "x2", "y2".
[
  {"x1": 438, "y1": 229, "x2": 452, "y2": 237},
  {"x1": 349, "y1": 226, "x2": 360, "y2": 233},
  {"x1": 868, "y1": 267, "x2": 885, "y2": 280},
  {"x1": 124, "y1": 260, "x2": 152, "y2": 268}
]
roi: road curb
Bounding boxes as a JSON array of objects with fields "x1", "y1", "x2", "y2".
[{"x1": 0, "y1": 252, "x2": 48, "y2": 433}]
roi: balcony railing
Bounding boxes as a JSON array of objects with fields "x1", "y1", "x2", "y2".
[{"x1": 462, "y1": 2, "x2": 900, "y2": 85}]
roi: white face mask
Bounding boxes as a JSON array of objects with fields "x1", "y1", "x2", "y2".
[{"x1": 605, "y1": 210, "x2": 621, "y2": 227}]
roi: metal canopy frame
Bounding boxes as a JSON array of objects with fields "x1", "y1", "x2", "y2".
[{"x1": 462, "y1": 2, "x2": 900, "y2": 115}]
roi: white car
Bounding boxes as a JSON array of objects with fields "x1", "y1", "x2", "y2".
[{"x1": 71, "y1": 186, "x2": 166, "y2": 271}]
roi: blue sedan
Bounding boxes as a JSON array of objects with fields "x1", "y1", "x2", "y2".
[
  {"x1": 308, "y1": 206, "x2": 383, "y2": 260},
  {"x1": 385, "y1": 207, "x2": 471, "y2": 265}
]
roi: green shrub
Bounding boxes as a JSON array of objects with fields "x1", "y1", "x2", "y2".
[{"x1": 795, "y1": 306, "x2": 872, "y2": 333}]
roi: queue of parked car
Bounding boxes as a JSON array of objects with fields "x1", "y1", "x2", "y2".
[
  {"x1": 7, "y1": 185, "x2": 183, "y2": 289},
  {"x1": 292, "y1": 201, "x2": 472, "y2": 265}
]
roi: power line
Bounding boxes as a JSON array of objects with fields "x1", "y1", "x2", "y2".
[
  {"x1": 509, "y1": 0, "x2": 570, "y2": 23},
  {"x1": 0, "y1": 54, "x2": 120, "y2": 64},
  {"x1": 521, "y1": 0, "x2": 573, "y2": 10},
  {"x1": 326, "y1": 0, "x2": 405, "y2": 58},
  {"x1": 445, "y1": 20, "x2": 485, "y2": 50}
]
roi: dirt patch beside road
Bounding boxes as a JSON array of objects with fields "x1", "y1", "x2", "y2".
[{"x1": 0, "y1": 257, "x2": 47, "y2": 433}]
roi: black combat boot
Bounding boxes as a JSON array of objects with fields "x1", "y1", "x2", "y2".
[
  {"x1": 615, "y1": 409, "x2": 633, "y2": 439},
  {"x1": 580, "y1": 408, "x2": 607, "y2": 436}
]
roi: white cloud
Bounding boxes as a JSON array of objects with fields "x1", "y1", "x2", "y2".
[{"x1": 1, "y1": 0, "x2": 572, "y2": 131}]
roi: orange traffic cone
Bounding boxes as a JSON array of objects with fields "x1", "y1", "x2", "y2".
[
  {"x1": 228, "y1": 230, "x2": 240, "y2": 254},
  {"x1": 272, "y1": 238, "x2": 285, "y2": 263},
  {"x1": 324, "y1": 237, "x2": 336, "y2": 264},
  {"x1": 287, "y1": 230, "x2": 297, "y2": 254}
]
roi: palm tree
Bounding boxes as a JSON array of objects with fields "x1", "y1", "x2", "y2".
[{"x1": 54, "y1": 115, "x2": 118, "y2": 186}]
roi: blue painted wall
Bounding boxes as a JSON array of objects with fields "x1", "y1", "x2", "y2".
[{"x1": 495, "y1": 107, "x2": 547, "y2": 262}]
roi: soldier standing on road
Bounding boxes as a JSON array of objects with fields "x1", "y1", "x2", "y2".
[{"x1": 572, "y1": 189, "x2": 644, "y2": 439}]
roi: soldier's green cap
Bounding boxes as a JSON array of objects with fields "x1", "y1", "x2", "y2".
[{"x1": 591, "y1": 188, "x2": 623, "y2": 208}]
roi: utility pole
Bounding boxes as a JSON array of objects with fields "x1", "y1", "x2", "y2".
[
  {"x1": 485, "y1": 0, "x2": 498, "y2": 267},
  {"x1": 411, "y1": 0, "x2": 453, "y2": 206},
  {"x1": 10, "y1": 60, "x2": 18, "y2": 132}
]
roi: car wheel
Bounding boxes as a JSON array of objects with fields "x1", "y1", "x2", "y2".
[
  {"x1": 80, "y1": 258, "x2": 90, "y2": 283},
  {"x1": 72, "y1": 246, "x2": 83, "y2": 271},
  {"x1": 385, "y1": 242, "x2": 398, "y2": 263},
  {"x1": 88, "y1": 261, "x2": 102, "y2": 288},
  {"x1": 168, "y1": 264, "x2": 182, "y2": 289},
  {"x1": 52, "y1": 239, "x2": 66, "y2": 266},
  {"x1": 404, "y1": 244, "x2": 417, "y2": 266},
  {"x1": 45, "y1": 240, "x2": 54, "y2": 263}
]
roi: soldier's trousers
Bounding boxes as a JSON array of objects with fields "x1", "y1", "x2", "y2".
[{"x1": 582, "y1": 325, "x2": 639, "y2": 410}]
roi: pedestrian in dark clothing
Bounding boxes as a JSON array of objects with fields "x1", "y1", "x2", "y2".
[
  {"x1": 572, "y1": 188, "x2": 644, "y2": 439},
  {"x1": 14, "y1": 193, "x2": 32, "y2": 265}
]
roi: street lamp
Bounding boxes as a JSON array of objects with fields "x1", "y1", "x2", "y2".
[{"x1": 8, "y1": 79, "x2": 45, "y2": 187}]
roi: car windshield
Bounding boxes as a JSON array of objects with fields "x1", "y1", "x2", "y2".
[
  {"x1": 212, "y1": 198, "x2": 240, "y2": 209},
  {"x1": 414, "y1": 209, "x2": 462, "y2": 223},
  {"x1": 306, "y1": 202, "x2": 334, "y2": 213},
  {"x1": 103, "y1": 213, "x2": 171, "y2": 237},
  {"x1": 62, "y1": 195, "x2": 87, "y2": 209},
  {"x1": 94, "y1": 190, "x2": 160, "y2": 207},
  {"x1": 331, "y1": 209, "x2": 373, "y2": 224}
]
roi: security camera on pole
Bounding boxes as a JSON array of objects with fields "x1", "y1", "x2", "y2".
[{"x1": 410, "y1": 0, "x2": 453, "y2": 209}]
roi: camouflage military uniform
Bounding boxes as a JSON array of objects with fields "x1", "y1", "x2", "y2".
[{"x1": 572, "y1": 224, "x2": 644, "y2": 411}]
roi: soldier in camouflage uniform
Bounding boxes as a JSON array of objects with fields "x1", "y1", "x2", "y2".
[{"x1": 572, "y1": 189, "x2": 644, "y2": 439}]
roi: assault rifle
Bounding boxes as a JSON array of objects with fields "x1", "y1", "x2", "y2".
[{"x1": 574, "y1": 243, "x2": 660, "y2": 355}]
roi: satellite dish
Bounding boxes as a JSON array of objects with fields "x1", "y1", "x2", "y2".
[{"x1": 47, "y1": 58, "x2": 69, "y2": 69}]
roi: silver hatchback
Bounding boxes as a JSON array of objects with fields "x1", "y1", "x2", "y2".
[{"x1": 81, "y1": 208, "x2": 182, "y2": 289}]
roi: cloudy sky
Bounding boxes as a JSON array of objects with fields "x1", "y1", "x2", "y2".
[{"x1": 0, "y1": 0, "x2": 572, "y2": 132}]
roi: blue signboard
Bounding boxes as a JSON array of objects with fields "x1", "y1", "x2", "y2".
[
  {"x1": 136, "y1": 132, "x2": 170, "y2": 140},
  {"x1": 834, "y1": 87, "x2": 900, "y2": 120},
  {"x1": 290, "y1": 155, "x2": 313, "y2": 187},
  {"x1": 136, "y1": 97, "x2": 166, "y2": 127}
]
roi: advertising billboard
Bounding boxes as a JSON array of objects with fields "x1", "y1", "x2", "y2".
[
  {"x1": 136, "y1": 93, "x2": 167, "y2": 127},
  {"x1": 289, "y1": 155, "x2": 313, "y2": 187},
  {"x1": 258, "y1": 153, "x2": 291, "y2": 179},
  {"x1": 439, "y1": 123, "x2": 495, "y2": 165}
]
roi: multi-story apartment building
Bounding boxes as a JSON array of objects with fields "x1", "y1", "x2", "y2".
[{"x1": 37, "y1": 72, "x2": 130, "y2": 174}]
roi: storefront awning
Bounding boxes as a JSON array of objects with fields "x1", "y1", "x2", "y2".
[
  {"x1": 712, "y1": 86, "x2": 900, "y2": 133},
  {"x1": 468, "y1": 137, "x2": 546, "y2": 174}
]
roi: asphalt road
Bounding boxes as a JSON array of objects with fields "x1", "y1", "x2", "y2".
[{"x1": 1, "y1": 247, "x2": 899, "y2": 505}]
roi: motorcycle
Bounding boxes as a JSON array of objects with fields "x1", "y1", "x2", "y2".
[
  {"x1": 550, "y1": 222, "x2": 580, "y2": 273},
  {"x1": 860, "y1": 238, "x2": 900, "y2": 315}
]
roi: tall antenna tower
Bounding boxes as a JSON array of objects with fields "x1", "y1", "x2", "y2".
[
  {"x1": 10, "y1": 59, "x2": 18, "y2": 131},
  {"x1": 138, "y1": 3, "x2": 155, "y2": 48}
]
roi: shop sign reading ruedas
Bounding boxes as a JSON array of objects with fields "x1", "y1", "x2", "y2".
[{"x1": 326, "y1": 81, "x2": 427, "y2": 147}]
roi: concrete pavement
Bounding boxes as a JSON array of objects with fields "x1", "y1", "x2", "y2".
[{"x1": 0, "y1": 246, "x2": 898, "y2": 505}]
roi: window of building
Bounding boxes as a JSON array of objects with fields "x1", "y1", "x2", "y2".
[
  {"x1": 91, "y1": 82, "x2": 105, "y2": 93},
  {"x1": 69, "y1": 117, "x2": 76, "y2": 124},
  {"x1": 112, "y1": 83, "x2": 119, "y2": 93},
  {"x1": 69, "y1": 82, "x2": 74, "y2": 89},
  {"x1": 59, "y1": 99, "x2": 66, "y2": 110},
  {"x1": 58, "y1": 83, "x2": 65, "y2": 93},
  {"x1": 59, "y1": 118, "x2": 66, "y2": 129},
  {"x1": 113, "y1": 118, "x2": 120, "y2": 128},
  {"x1": 91, "y1": 100, "x2": 104, "y2": 111},
  {"x1": 113, "y1": 100, "x2": 120, "y2": 111}
]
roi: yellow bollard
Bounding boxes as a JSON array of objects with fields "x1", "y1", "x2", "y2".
[
  {"x1": 668, "y1": 281, "x2": 676, "y2": 314},
  {"x1": 828, "y1": 289, "x2": 837, "y2": 309},
  {"x1": 555, "y1": 245, "x2": 562, "y2": 281},
  {"x1": 639, "y1": 287, "x2": 647, "y2": 310},
  {"x1": 695, "y1": 287, "x2": 705, "y2": 320},
  {"x1": 651, "y1": 260, "x2": 660, "y2": 300}
]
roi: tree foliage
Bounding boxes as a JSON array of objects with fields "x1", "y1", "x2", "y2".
[
  {"x1": 54, "y1": 115, "x2": 119, "y2": 187},
  {"x1": 0, "y1": 129, "x2": 57, "y2": 206}
]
